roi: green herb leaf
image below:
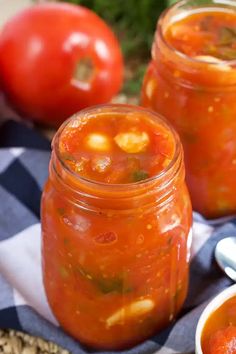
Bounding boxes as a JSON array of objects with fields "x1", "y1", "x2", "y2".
[
  {"x1": 218, "y1": 47, "x2": 236, "y2": 60},
  {"x1": 133, "y1": 170, "x2": 149, "y2": 182},
  {"x1": 204, "y1": 45, "x2": 236, "y2": 60},
  {"x1": 76, "y1": 265, "x2": 132, "y2": 294},
  {"x1": 218, "y1": 27, "x2": 236, "y2": 46},
  {"x1": 61, "y1": 153, "x2": 76, "y2": 162},
  {"x1": 95, "y1": 277, "x2": 132, "y2": 294},
  {"x1": 204, "y1": 27, "x2": 236, "y2": 60}
]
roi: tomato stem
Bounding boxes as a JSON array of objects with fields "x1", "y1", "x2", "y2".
[{"x1": 74, "y1": 57, "x2": 94, "y2": 82}]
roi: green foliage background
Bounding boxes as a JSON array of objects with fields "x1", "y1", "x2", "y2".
[
  {"x1": 63, "y1": 0, "x2": 167, "y2": 58},
  {"x1": 62, "y1": 0, "x2": 177, "y2": 94}
]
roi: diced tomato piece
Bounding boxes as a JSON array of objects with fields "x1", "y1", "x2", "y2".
[{"x1": 208, "y1": 326, "x2": 236, "y2": 354}]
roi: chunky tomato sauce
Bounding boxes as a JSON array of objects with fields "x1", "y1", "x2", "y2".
[
  {"x1": 166, "y1": 11, "x2": 236, "y2": 61},
  {"x1": 142, "y1": 3, "x2": 236, "y2": 218},
  {"x1": 201, "y1": 295, "x2": 236, "y2": 354},
  {"x1": 59, "y1": 110, "x2": 175, "y2": 184},
  {"x1": 41, "y1": 105, "x2": 192, "y2": 349}
]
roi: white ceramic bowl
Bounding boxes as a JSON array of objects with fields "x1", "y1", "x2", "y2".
[{"x1": 195, "y1": 284, "x2": 236, "y2": 354}]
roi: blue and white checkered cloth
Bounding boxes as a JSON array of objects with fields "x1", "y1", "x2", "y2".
[{"x1": 0, "y1": 119, "x2": 234, "y2": 354}]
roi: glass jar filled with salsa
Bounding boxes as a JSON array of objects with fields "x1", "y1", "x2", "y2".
[
  {"x1": 41, "y1": 104, "x2": 192, "y2": 350},
  {"x1": 142, "y1": 0, "x2": 236, "y2": 218}
]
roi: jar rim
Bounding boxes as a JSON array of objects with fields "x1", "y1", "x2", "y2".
[
  {"x1": 157, "y1": 0, "x2": 236, "y2": 67},
  {"x1": 52, "y1": 103, "x2": 182, "y2": 194}
]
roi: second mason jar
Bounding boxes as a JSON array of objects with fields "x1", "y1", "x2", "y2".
[
  {"x1": 142, "y1": 0, "x2": 236, "y2": 218},
  {"x1": 41, "y1": 104, "x2": 192, "y2": 350}
]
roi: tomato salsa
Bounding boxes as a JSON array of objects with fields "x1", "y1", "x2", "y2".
[
  {"x1": 59, "y1": 108, "x2": 175, "y2": 184},
  {"x1": 201, "y1": 295, "x2": 236, "y2": 354},
  {"x1": 142, "y1": 0, "x2": 236, "y2": 218},
  {"x1": 41, "y1": 105, "x2": 192, "y2": 349},
  {"x1": 166, "y1": 11, "x2": 236, "y2": 61}
]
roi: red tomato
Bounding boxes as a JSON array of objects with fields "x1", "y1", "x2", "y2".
[
  {"x1": 208, "y1": 326, "x2": 236, "y2": 354},
  {"x1": 0, "y1": 3, "x2": 124, "y2": 126}
]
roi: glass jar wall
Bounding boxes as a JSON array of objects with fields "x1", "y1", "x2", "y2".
[
  {"x1": 41, "y1": 105, "x2": 192, "y2": 350},
  {"x1": 142, "y1": 0, "x2": 236, "y2": 218}
]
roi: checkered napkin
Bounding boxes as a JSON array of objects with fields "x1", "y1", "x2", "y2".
[{"x1": 0, "y1": 119, "x2": 235, "y2": 354}]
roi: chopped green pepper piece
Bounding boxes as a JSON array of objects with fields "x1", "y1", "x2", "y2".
[
  {"x1": 75, "y1": 265, "x2": 132, "y2": 294},
  {"x1": 204, "y1": 27, "x2": 236, "y2": 60},
  {"x1": 218, "y1": 27, "x2": 236, "y2": 46},
  {"x1": 95, "y1": 277, "x2": 132, "y2": 294},
  {"x1": 220, "y1": 48, "x2": 236, "y2": 60},
  {"x1": 133, "y1": 170, "x2": 149, "y2": 182},
  {"x1": 212, "y1": 47, "x2": 236, "y2": 60},
  {"x1": 61, "y1": 153, "x2": 76, "y2": 162}
]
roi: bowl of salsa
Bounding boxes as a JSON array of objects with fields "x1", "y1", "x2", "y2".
[{"x1": 196, "y1": 284, "x2": 236, "y2": 354}]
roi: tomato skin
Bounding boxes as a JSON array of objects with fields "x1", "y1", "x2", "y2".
[{"x1": 0, "y1": 3, "x2": 124, "y2": 126}]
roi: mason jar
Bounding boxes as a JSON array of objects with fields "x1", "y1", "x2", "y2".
[
  {"x1": 41, "y1": 104, "x2": 192, "y2": 350},
  {"x1": 142, "y1": 0, "x2": 236, "y2": 218}
]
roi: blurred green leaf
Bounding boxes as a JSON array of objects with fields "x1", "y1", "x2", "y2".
[{"x1": 123, "y1": 63, "x2": 147, "y2": 95}]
